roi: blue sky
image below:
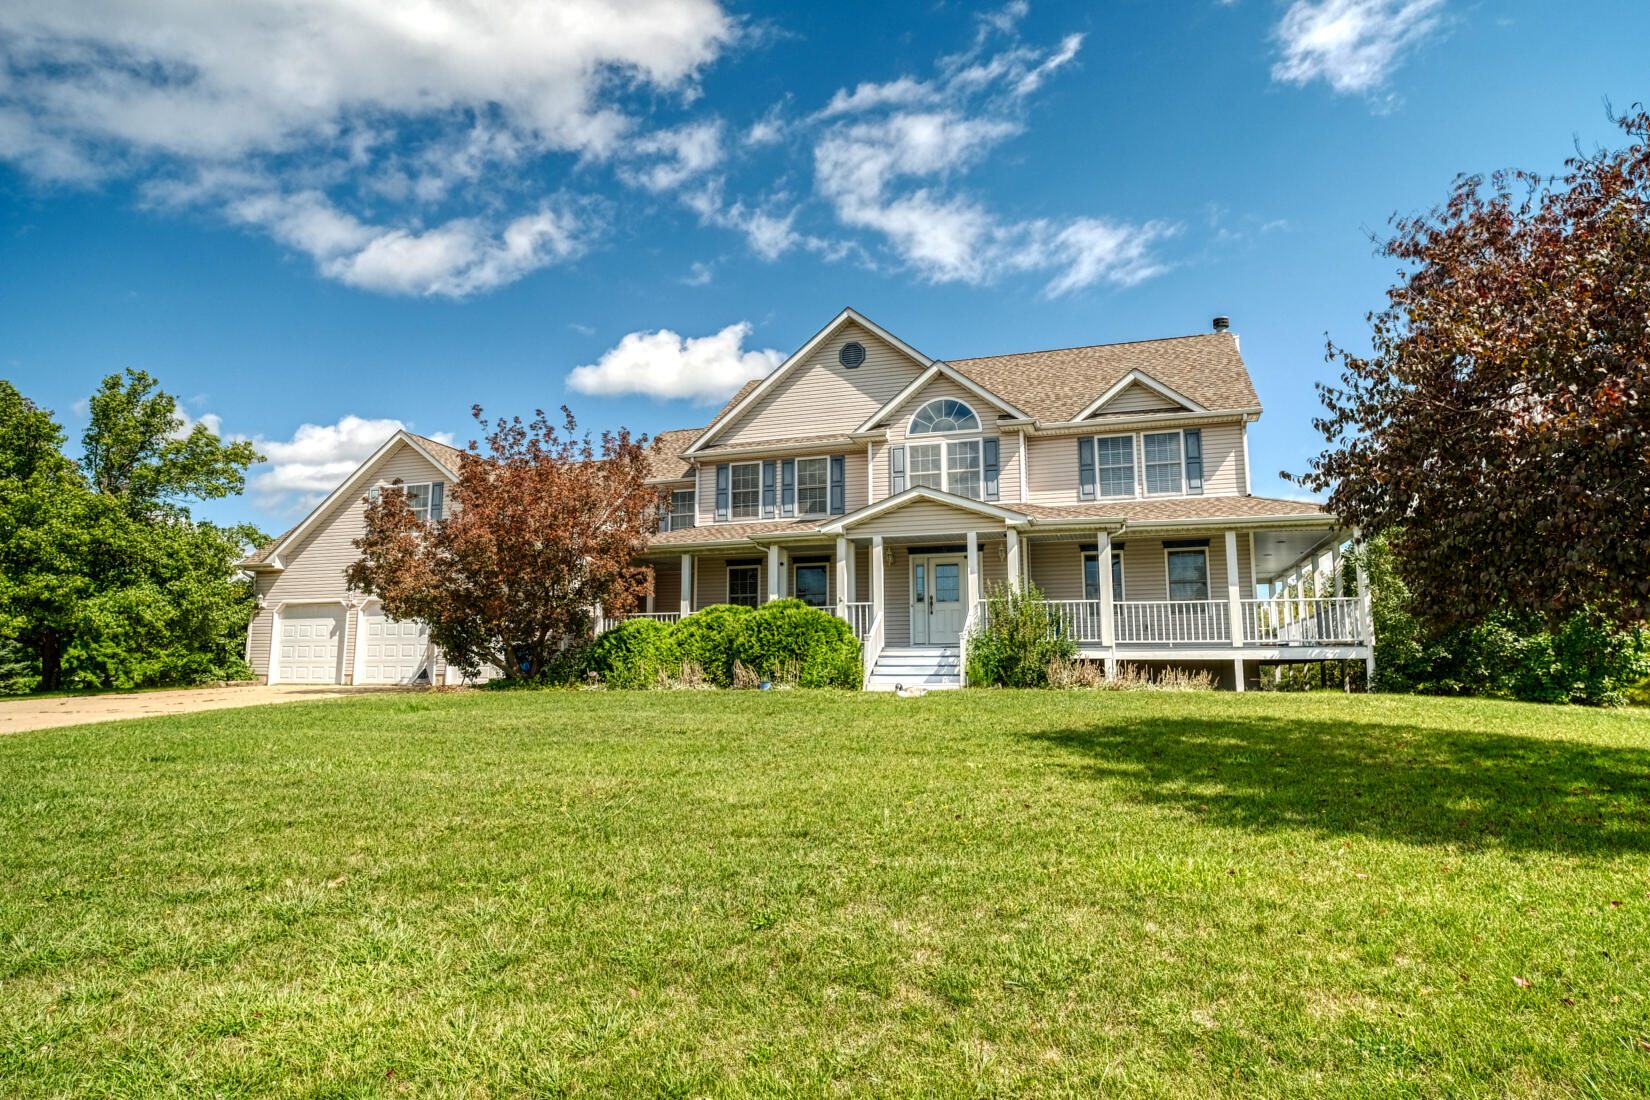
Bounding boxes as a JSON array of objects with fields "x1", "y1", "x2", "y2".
[{"x1": 2, "y1": 0, "x2": 1646, "y2": 532}]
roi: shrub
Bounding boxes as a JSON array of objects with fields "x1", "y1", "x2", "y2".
[
  {"x1": 727, "y1": 598, "x2": 861, "y2": 689},
  {"x1": 587, "y1": 617, "x2": 676, "y2": 689},
  {"x1": 1358, "y1": 534, "x2": 1650, "y2": 705},
  {"x1": 965, "y1": 582, "x2": 1076, "y2": 687},
  {"x1": 670, "y1": 604, "x2": 755, "y2": 687}
]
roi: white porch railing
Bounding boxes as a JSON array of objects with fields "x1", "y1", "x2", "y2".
[
  {"x1": 596, "y1": 611, "x2": 683, "y2": 633},
  {"x1": 1114, "y1": 600, "x2": 1232, "y2": 644},
  {"x1": 1241, "y1": 597, "x2": 1362, "y2": 645},
  {"x1": 838, "y1": 602, "x2": 873, "y2": 642},
  {"x1": 1043, "y1": 599, "x2": 1106, "y2": 642}
]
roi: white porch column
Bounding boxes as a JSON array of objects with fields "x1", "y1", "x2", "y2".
[
  {"x1": 1005, "y1": 528, "x2": 1021, "y2": 592},
  {"x1": 965, "y1": 530, "x2": 980, "y2": 617},
  {"x1": 1225, "y1": 529, "x2": 1244, "y2": 651},
  {"x1": 1354, "y1": 528, "x2": 1375, "y2": 690},
  {"x1": 767, "y1": 544, "x2": 781, "y2": 602},
  {"x1": 1096, "y1": 530, "x2": 1115, "y2": 648},
  {"x1": 835, "y1": 537, "x2": 850, "y2": 615},
  {"x1": 680, "y1": 554, "x2": 693, "y2": 617},
  {"x1": 870, "y1": 536, "x2": 886, "y2": 623},
  {"x1": 1017, "y1": 431, "x2": 1029, "y2": 502}
]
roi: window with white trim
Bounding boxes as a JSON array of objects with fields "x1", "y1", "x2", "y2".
[
  {"x1": 1143, "y1": 433, "x2": 1183, "y2": 495},
  {"x1": 1166, "y1": 549, "x2": 1209, "y2": 600},
  {"x1": 796, "y1": 457, "x2": 829, "y2": 516},
  {"x1": 727, "y1": 565, "x2": 760, "y2": 607},
  {"x1": 372, "y1": 482, "x2": 443, "y2": 521},
  {"x1": 668, "y1": 489, "x2": 695, "y2": 529},
  {"x1": 908, "y1": 443, "x2": 944, "y2": 490},
  {"x1": 905, "y1": 439, "x2": 985, "y2": 500},
  {"x1": 1095, "y1": 436, "x2": 1134, "y2": 498},
  {"x1": 729, "y1": 462, "x2": 760, "y2": 520},
  {"x1": 909, "y1": 398, "x2": 979, "y2": 434}
]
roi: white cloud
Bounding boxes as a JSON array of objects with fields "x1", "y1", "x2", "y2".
[
  {"x1": 0, "y1": 0, "x2": 737, "y2": 294},
  {"x1": 250, "y1": 415, "x2": 454, "y2": 514},
  {"x1": 566, "y1": 323, "x2": 783, "y2": 403},
  {"x1": 621, "y1": 120, "x2": 725, "y2": 192},
  {"x1": 1272, "y1": 0, "x2": 1445, "y2": 95}
]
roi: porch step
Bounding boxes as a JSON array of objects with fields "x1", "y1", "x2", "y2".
[{"x1": 865, "y1": 646, "x2": 963, "y2": 692}]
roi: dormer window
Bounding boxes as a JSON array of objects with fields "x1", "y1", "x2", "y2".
[{"x1": 909, "y1": 399, "x2": 979, "y2": 435}]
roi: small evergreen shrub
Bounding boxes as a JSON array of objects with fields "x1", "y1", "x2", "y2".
[
  {"x1": 727, "y1": 598, "x2": 861, "y2": 689},
  {"x1": 965, "y1": 582, "x2": 1076, "y2": 687},
  {"x1": 587, "y1": 617, "x2": 676, "y2": 689},
  {"x1": 670, "y1": 604, "x2": 755, "y2": 687}
]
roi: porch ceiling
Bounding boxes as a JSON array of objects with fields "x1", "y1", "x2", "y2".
[{"x1": 1251, "y1": 528, "x2": 1341, "y2": 580}]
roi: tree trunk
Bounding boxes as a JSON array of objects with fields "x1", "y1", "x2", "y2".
[{"x1": 38, "y1": 632, "x2": 64, "y2": 692}]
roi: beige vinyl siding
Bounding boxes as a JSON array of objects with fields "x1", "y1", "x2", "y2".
[
  {"x1": 651, "y1": 562, "x2": 682, "y2": 611},
  {"x1": 256, "y1": 442, "x2": 451, "y2": 681},
  {"x1": 246, "y1": 594, "x2": 275, "y2": 680},
  {"x1": 850, "y1": 500, "x2": 1006, "y2": 539},
  {"x1": 717, "y1": 323, "x2": 926, "y2": 445},
  {"x1": 1026, "y1": 540, "x2": 1088, "y2": 601},
  {"x1": 695, "y1": 450, "x2": 868, "y2": 526},
  {"x1": 1024, "y1": 420, "x2": 1247, "y2": 505},
  {"x1": 1091, "y1": 381, "x2": 1181, "y2": 416},
  {"x1": 1024, "y1": 534, "x2": 1254, "y2": 604}
]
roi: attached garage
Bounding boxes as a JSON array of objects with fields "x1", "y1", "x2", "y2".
[
  {"x1": 358, "y1": 606, "x2": 431, "y2": 684},
  {"x1": 276, "y1": 605, "x2": 345, "y2": 684}
]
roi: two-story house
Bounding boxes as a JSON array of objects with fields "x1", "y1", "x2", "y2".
[{"x1": 239, "y1": 308, "x2": 1371, "y2": 690}]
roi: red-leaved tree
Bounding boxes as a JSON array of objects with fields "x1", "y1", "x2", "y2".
[
  {"x1": 1291, "y1": 108, "x2": 1650, "y2": 630},
  {"x1": 347, "y1": 406, "x2": 656, "y2": 681}
]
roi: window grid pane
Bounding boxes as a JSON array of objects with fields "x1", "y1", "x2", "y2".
[
  {"x1": 1167, "y1": 550, "x2": 1209, "y2": 600},
  {"x1": 911, "y1": 399, "x2": 980, "y2": 435},
  {"x1": 728, "y1": 566, "x2": 759, "y2": 607},
  {"x1": 1095, "y1": 436, "x2": 1134, "y2": 498},
  {"x1": 795, "y1": 565, "x2": 828, "y2": 607},
  {"x1": 404, "y1": 483, "x2": 430, "y2": 521},
  {"x1": 908, "y1": 444, "x2": 943, "y2": 490},
  {"x1": 933, "y1": 564, "x2": 960, "y2": 603},
  {"x1": 948, "y1": 440, "x2": 982, "y2": 500},
  {"x1": 670, "y1": 490, "x2": 696, "y2": 529},
  {"x1": 730, "y1": 463, "x2": 760, "y2": 519},
  {"x1": 1144, "y1": 433, "x2": 1182, "y2": 494},
  {"x1": 796, "y1": 458, "x2": 829, "y2": 516}
]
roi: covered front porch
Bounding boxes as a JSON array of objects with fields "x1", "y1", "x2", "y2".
[{"x1": 624, "y1": 489, "x2": 1373, "y2": 690}]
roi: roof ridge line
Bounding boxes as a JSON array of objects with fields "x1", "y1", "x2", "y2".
[{"x1": 948, "y1": 330, "x2": 1231, "y2": 363}]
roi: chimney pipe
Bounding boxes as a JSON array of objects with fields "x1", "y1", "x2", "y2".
[{"x1": 1212, "y1": 316, "x2": 1230, "y2": 332}]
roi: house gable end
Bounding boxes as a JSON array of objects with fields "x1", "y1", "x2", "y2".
[
  {"x1": 687, "y1": 309, "x2": 932, "y2": 451},
  {"x1": 1077, "y1": 370, "x2": 1206, "y2": 420}
]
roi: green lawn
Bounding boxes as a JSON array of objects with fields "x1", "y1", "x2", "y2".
[{"x1": 3, "y1": 691, "x2": 1648, "y2": 1097}]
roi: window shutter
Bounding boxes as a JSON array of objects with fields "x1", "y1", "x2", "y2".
[
  {"x1": 982, "y1": 438, "x2": 1000, "y2": 501},
  {"x1": 780, "y1": 459, "x2": 796, "y2": 517},
  {"x1": 889, "y1": 445, "x2": 906, "y2": 495},
  {"x1": 429, "y1": 482, "x2": 444, "y2": 521},
  {"x1": 761, "y1": 461, "x2": 777, "y2": 518},
  {"x1": 829, "y1": 455, "x2": 845, "y2": 514},
  {"x1": 715, "y1": 464, "x2": 730, "y2": 521},
  {"x1": 1183, "y1": 429, "x2": 1204, "y2": 495},
  {"x1": 1077, "y1": 437, "x2": 1096, "y2": 500}
]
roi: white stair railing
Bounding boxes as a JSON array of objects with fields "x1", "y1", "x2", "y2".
[
  {"x1": 837, "y1": 602, "x2": 873, "y2": 642},
  {"x1": 958, "y1": 602, "x2": 980, "y2": 687},
  {"x1": 861, "y1": 610, "x2": 884, "y2": 687}
]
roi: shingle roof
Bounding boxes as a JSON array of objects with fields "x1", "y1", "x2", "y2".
[
  {"x1": 946, "y1": 332, "x2": 1260, "y2": 422},
  {"x1": 407, "y1": 432, "x2": 467, "y2": 475},
  {"x1": 1018, "y1": 495, "x2": 1327, "y2": 523},
  {"x1": 240, "y1": 523, "x2": 297, "y2": 566},
  {"x1": 693, "y1": 431, "x2": 849, "y2": 457},
  {"x1": 645, "y1": 428, "x2": 702, "y2": 481},
  {"x1": 648, "y1": 518, "x2": 826, "y2": 547}
]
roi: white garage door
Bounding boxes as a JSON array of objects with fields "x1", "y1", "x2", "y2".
[
  {"x1": 360, "y1": 608, "x2": 431, "y2": 684},
  {"x1": 277, "y1": 606, "x2": 344, "y2": 684}
]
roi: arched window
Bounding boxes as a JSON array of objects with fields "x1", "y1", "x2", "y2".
[{"x1": 909, "y1": 398, "x2": 979, "y2": 435}]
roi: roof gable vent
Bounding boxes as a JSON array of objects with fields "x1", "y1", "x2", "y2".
[{"x1": 838, "y1": 341, "x2": 866, "y2": 368}]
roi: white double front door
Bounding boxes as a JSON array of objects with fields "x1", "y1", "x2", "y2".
[{"x1": 910, "y1": 554, "x2": 966, "y2": 645}]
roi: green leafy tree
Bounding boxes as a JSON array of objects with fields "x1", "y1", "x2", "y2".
[{"x1": 0, "y1": 374, "x2": 263, "y2": 691}]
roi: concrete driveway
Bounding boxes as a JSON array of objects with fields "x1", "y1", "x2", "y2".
[{"x1": 0, "y1": 684, "x2": 417, "y2": 735}]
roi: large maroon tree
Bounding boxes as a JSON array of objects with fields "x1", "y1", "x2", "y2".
[
  {"x1": 347, "y1": 406, "x2": 656, "y2": 681},
  {"x1": 1292, "y1": 109, "x2": 1650, "y2": 630}
]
